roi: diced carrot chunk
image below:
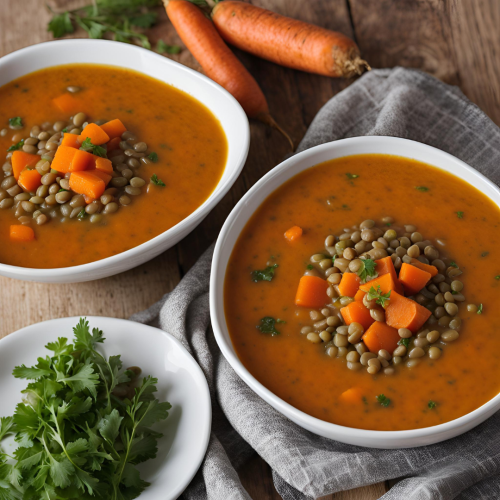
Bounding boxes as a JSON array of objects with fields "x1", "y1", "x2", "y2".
[
  {"x1": 340, "y1": 301, "x2": 374, "y2": 331},
  {"x1": 362, "y1": 321, "x2": 401, "y2": 354},
  {"x1": 100, "y1": 119, "x2": 127, "y2": 139},
  {"x1": 69, "y1": 171, "x2": 106, "y2": 199},
  {"x1": 18, "y1": 169, "x2": 42, "y2": 192},
  {"x1": 359, "y1": 272, "x2": 400, "y2": 295},
  {"x1": 51, "y1": 146, "x2": 77, "y2": 174},
  {"x1": 354, "y1": 289, "x2": 366, "y2": 302},
  {"x1": 338, "y1": 272, "x2": 361, "y2": 298},
  {"x1": 339, "y1": 387, "x2": 364, "y2": 404},
  {"x1": 60, "y1": 133, "x2": 81, "y2": 149},
  {"x1": 79, "y1": 123, "x2": 110, "y2": 146},
  {"x1": 295, "y1": 275, "x2": 329, "y2": 308},
  {"x1": 410, "y1": 258, "x2": 438, "y2": 277},
  {"x1": 375, "y1": 256, "x2": 404, "y2": 294},
  {"x1": 399, "y1": 263, "x2": 431, "y2": 296},
  {"x1": 285, "y1": 226, "x2": 303, "y2": 242},
  {"x1": 70, "y1": 149, "x2": 96, "y2": 172},
  {"x1": 10, "y1": 225, "x2": 34, "y2": 242},
  {"x1": 87, "y1": 169, "x2": 111, "y2": 186},
  {"x1": 95, "y1": 157, "x2": 113, "y2": 174},
  {"x1": 385, "y1": 291, "x2": 432, "y2": 333},
  {"x1": 11, "y1": 151, "x2": 39, "y2": 180},
  {"x1": 52, "y1": 93, "x2": 83, "y2": 114},
  {"x1": 106, "y1": 136, "x2": 121, "y2": 152}
]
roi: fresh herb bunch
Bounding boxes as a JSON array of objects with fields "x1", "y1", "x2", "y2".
[
  {"x1": 47, "y1": 0, "x2": 179, "y2": 53},
  {"x1": 0, "y1": 318, "x2": 170, "y2": 499}
]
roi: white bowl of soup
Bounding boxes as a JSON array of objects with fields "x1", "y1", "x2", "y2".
[
  {"x1": 211, "y1": 136, "x2": 500, "y2": 448},
  {"x1": 0, "y1": 39, "x2": 249, "y2": 283}
]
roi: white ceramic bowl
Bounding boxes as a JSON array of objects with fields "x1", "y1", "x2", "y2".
[
  {"x1": 210, "y1": 136, "x2": 500, "y2": 449},
  {"x1": 0, "y1": 39, "x2": 249, "y2": 283}
]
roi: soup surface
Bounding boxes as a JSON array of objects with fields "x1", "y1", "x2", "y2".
[
  {"x1": 0, "y1": 64, "x2": 227, "y2": 268},
  {"x1": 224, "y1": 154, "x2": 500, "y2": 431}
]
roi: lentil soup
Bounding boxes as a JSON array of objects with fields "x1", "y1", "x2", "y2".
[
  {"x1": 224, "y1": 154, "x2": 500, "y2": 431},
  {"x1": 0, "y1": 64, "x2": 227, "y2": 268}
]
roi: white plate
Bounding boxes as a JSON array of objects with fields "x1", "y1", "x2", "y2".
[{"x1": 0, "y1": 316, "x2": 211, "y2": 499}]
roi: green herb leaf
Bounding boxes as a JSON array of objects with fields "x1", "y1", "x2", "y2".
[
  {"x1": 306, "y1": 264, "x2": 314, "y2": 270},
  {"x1": 428, "y1": 400, "x2": 437, "y2": 409},
  {"x1": 7, "y1": 139, "x2": 24, "y2": 152},
  {"x1": 398, "y1": 338, "x2": 410, "y2": 348},
  {"x1": 157, "y1": 40, "x2": 182, "y2": 54},
  {"x1": 150, "y1": 174, "x2": 165, "y2": 186},
  {"x1": 79, "y1": 137, "x2": 107, "y2": 158},
  {"x1": 252, "y1": 264, "x2": 278, "y2": 282},
  {"x1": 77, "y1": 208, "x2": 87, "y2": 219},
  {"x1": 357, "y1": 259, "x2": 377, "y2": 283},
  {"x1": 415, "y1": 186, "x2": 429, "y2": 192},
  {"x1": 495, "y1": 275, "x2": 500, "y2": 280},
  {"x1": 451, "y1": 290, "x2": 458, "y2": 295},
  {"x1": 456, "y1": 211, "x2": 464, "y2": 219},
  {"x1": 367, "y1": 285, "x2": 391, "y2": 307},
  {"x1": 148, "y1": 152, "x2": 158, "y2": 163},
  {"x1": 8, "y1": 116, "x2": 23, "y2": 128},
  {"x1": 376, "y1": 394, "x2": 391, "y2": 407},
  {"x1": 61, "y1": 127, "x2": 68, "y2": 133},
  {"x1": 449, "y1": 261, "x2": 458, "y2": 268},
  {"x1": 477, "y1": 304, "x2": 483, "y2": 314},
  {"x1": 257, "y1": 317, "x2": 284, "y2": 336},
  {"x1": 346, "y1": 173, "x2": 359, "y2": 179},
  {"x1": 48, "y1": 11, "x2": 74, "y2": 38}
]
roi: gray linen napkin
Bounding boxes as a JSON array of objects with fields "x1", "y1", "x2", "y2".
[{"x1": 130, "y1": 67, "x2": 500, "y2": 500}]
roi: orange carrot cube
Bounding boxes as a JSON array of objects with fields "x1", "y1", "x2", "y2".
[
  {"x1": 399, "y1": 263, "x2": 432, "y2": 296},
  {"x1": 10, "y1": 225, "x2": 34, "y2": 242},
  {"x1": 385, "y1": 291, "x2": 432, "y2": 333},
  {"x1": 61, "y1": 133, "x2": 81, "y2": 149},
  {"x1": 295, "y1": 275, "x2": 329, "y2": 308},
  {"x1": 100, "y1": 119, "x2": 127, "y2": 139},
  {"x1": 69, "y1": 171, "x2": 106, "y2": 199},
  {"x1": 11, "y1": 151, "x2": 39, "y2": 180},
  {"x1": 340, "y1": 301, "x2": 374, "y2": 331},
  {"x1": 18, "y1": 169, "x2": 42, "y2": 192},
  {"x1": 338, "y1": 272, "x2": 361, "y2": 297},
  {"x1": 362, "y1": 321, "x2": 401, "y2": 353},
  {"x1": 79, "y1": 123, "x2": 110, "y2": 145},
  {"x1": 285, "y1": 226, "x2": 303, "y2": 242}
]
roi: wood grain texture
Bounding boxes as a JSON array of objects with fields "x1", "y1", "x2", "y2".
[{"x1": 0, "y1": 0, "x2": 498, "y2": 498}]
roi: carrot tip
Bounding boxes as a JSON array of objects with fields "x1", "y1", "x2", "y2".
[
  {"x1": 344, "y1": 57, "x2": 371, "y2": 77},
  {"x1": 257, "y1": 112, "x2": 295, "y2": 151}
]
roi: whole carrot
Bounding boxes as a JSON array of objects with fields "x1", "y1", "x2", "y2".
[
  {"x1": 212, "y1": 1, "x2": 370, "y2": 78},
  {"x1": 164, "y1": 0, "x2": 293, "y2": 149}
]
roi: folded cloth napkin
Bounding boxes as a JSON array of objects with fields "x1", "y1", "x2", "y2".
[{"x1": 130, "y1": 67, "x2": 500, "y2": 500}]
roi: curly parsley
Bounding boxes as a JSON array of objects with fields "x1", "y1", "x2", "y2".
[
  {"x1": 150, "y1": 174, "x2": 165, "y2": 186},
  {"x1": 252, "y1": 264, "x2": 278, "y2": 282},
  {"x1": 367, "y1": 285, "x2": 391, "y2": 307},
  {"x1": 79, "y1": 137, "x2": 107, "y2": 158},
  {"x1": 8, "y1": 116, "x2": 23, "y2": 128},
  {"x1": 357, "y1": 258, "x2": 377, "y2": 283}
]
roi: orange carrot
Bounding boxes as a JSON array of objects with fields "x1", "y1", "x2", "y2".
[
  {"x1": 410, "y1": 258, "x2": 438, "y2": 277},
  {"x1": 354, "y1": 289, "x2": 366, "y2": 302},
  {"x1": 79, "y1": 123, "x2": 110, "y2": 146},
  {"x1": 95, "y1": 157, "x2": 113, "y2": 174},
  {"x1": 70, "y1": 150, "x2": 96, "y2": 172},
  {"x1": 100, "y1": 119, "x2": 127, "y2": 139},
  {"x1": 284, "y1": 225, "x2": 303, "y2": 242},
  {"x1": 165, "y1": 0, "x2": 293, "y2": 149},
  {"x1": 340, "y1": 301, "x2": 374, "y2": 331},
  {"x1": 61, "y1": 133, "x2": 81, "y2": 149},
  {"x1": 87, "y1": 169, "x2": 112, "y2": 186},
  {"x1": 106, "y1": 136, "x2": 121, "y2": 152},
  {"x1": 52, "y1": 93, "x2": 83, "y2": 114},
  {"x1": 362, "y1": 321, "x2": 400, "y2": 354},
  {"x1": 10, "y1": 225, "x2": 34, "y2": 242},
  {"x1": 375, "y1": 256, "x2": 404, "y2": 294},
  {"x1": 398, "y1": 263, "x2": 431, "y2": 296},
  {"x1": 338, "y1": 272, "x2": 361, "y2": 297},
  {"x1": 339, "y1": 387, "x2": 364, "y2": 404},
  {"x1": 385, "y1": 291, "x2": 432, "y2": 333},
  {"x1": 69, "y1": 171, "x2": 106, "y2": 199},
  {"x1": 212, "y1": 1, "x2": 369, "y2": 78},
  {"x1": 11, "y1": 151, "x2": 39, "y2": 180},
  {"x1": 18, "y1": 169, "x2": 42, "y2": 192},
  {"x1": 51, "y1": 146, "x2": 77, "y2": 174},
  {"x1": 359, "y1": 272, "x2": 400, "y2": 295},
  {"x1": 295, "y1": 275, "x2": 329, "y2": 308}
]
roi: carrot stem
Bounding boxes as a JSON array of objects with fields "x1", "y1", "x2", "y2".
[{"x1": 257, "y1": 112, "x2": 294, "y2": 151}]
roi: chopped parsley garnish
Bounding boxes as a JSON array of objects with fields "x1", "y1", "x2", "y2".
[
  {"x1": 61, "y1": 127, "x2": 69, "y2": 133},
  {"x1": 257, "y1": 317, "x2": 285, "y2": 336},
  {"x1": 428, "y1": 400, "x2": 437, "y2": 409},
  {"x1": 346, "y1": 173, "x2": 359, "y2": 179},
  {"x1": 251, "y1": 264, "x2": 278, "y2": 282},
  {"x1": 157, "y1": 40, "x2": 181, "y2": 54},
  {"x1": 79, "y1": 137, "x2": 107, "y2": 158},
  {"x1": 8, "y1": 116, "x2": 23, "y2": 128},
  {"x1": 456, "y1": 211, "x2": 464, "y2": 219},
  {"x1": 449, "y1": 261, "x2": 458, "y2": 268},
  {"x1": 148, "y1": 152, "x2": 158, "y2": 163},
  {"x1": 398, "y1": 338, "x2": 410, "y2": 348},
  {"x1": 150, "y1": 174, "x2": 165, "y2": 186},
  {"x1": 415, "y1": 186, "x2": 429, "y2": 192},
  {"x1": 7, "y1": 139, "x2": 24, "y2": 152},
  {"x1": 477, "y1": 304, "x2": 483, "y2": 314},
  {"x1": 376, "y1": 394, "x2": 391, "y2": 407},
  {"x1": 306, "y1": 264, "x2": 314, "y2": 270},
  {"x1": 367, "y1": 285, "x2": 391, "y2": 307},
  {"x1": 356, "y1": 258, "x2": 377, "y2": 283},
  {"x1": 77, "y1": 208, "x2": 87, "y2": 219}
]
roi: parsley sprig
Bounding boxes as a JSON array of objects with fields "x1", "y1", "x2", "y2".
[
  {"x1": 0, "y1": 318, "x2": 170, "y2": 498},
  {"x1": 367, "y1": 285, "x2": 391, "y2": 308},
  {"x1": 356, "y1": 258, "x2": 378, "y2": 283},
  {"x1": 79, "y1": 137, "x2": 107, "y2": 158},
  {"x1": 7, "y1": 139, "x2": 24, "y2": 152},
  {"x1": 376, "y1": 394, "x2": 391, "y2": 407},
  {"x1": 252, "y1": 264, "x2": 278, "y2": 282},
  {"x1": 150, "y1": 174, "x2": 165, "y2": 186},
  {"x1": 257, "y1": 317, "x2": 285, "y2": 336},
  {"x1": 8, "y1": 116, "x2": 23, "y2": 128}
]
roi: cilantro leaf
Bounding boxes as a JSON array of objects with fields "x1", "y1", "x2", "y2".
[
  {"x1": 98, "y1": 408, "x2": 123, "y2": 445},
  {"x1": 8, "y1": 117, "x2": 23, "y2": 128},
  {"x1": 48, "y1": 455, "x2": 74, "y2": 489},
  {"x1": 12, "y1": 365, "x2": 52, "y2": 380},
  {"x1": 257, "y1": 317, "x2": 284, "y2": 336},
  {"x1": 48, "y1": 12, "x2": 74, "y2": 38},
  {"x1": 73, "y1": 318, "x2": 104, "y2": 351},
  {"x1": 356, "y1": 259, "x2": 377, "y2": 283},
  {"x1": 157, "y1": 40, "x2": 182, "y2": 54},
  {"x1": 56, "y1": 363, "x2": 99, "y2": 399},
  {"x1": 79, "y1": 137, "x2": 107, "y2": 158},
  {"x1": 7, "y1": 139, "x2": 24, "y2": 152},
  {"x1": 376, "y1": 394, "x2": 391, "y2": 407},
  {"x1": 367, "y1": 285, "x2": 391, "y2": 307},
  {"x1": 148, "y1": 152, "x2": 158, "y2": 163},
  {"x1": 0, "y1": 417, "x2": 15, "y2": 442},
  {"x1": 150, "y1": 174, "x2": 165, "y2": 186},
  {"x1": 251, "y1": 264, "x2": 278, "y2": 282}
]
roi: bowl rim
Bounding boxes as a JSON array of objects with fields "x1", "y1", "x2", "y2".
[
  {"x1": 210, "y1": 136, "x2": 500, "y2": 444},
  {"x1": 0, "y1": 39, "x2": 250, "y2": 279}
]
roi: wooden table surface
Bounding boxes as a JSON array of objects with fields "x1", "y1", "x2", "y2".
[{"x1": 1, "y1": 0, "x2": 499, "y2": 498}]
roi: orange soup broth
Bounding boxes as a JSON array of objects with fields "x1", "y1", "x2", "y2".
[
  {"x1": 224, "y1": 154, "x2": 500, "y2": 431},
  {"x1": 0, "y1": 64, "x2": 227, "y2": 268}
]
